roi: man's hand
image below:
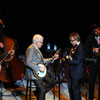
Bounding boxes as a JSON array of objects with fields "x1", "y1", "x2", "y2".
[
  {"x1": 8, "y1": 49, "x2": 15, "y2": 56},
  {"x1": 54, "y1": 54, "x2": 59, "y2": 60},
  {"x1": 0, "y1": 42, "x2": 4, "y2": 48},
  {"x1": 93, "y1": 48, "x2": 99, "y2": 53},
  {"x1": 39, "y1": 66, "x2": 46, "y2": 72}
]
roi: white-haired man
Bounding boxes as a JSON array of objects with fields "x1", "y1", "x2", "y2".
[{"x1": 25, "y1": 34, "x2": 59, "y2": 100}]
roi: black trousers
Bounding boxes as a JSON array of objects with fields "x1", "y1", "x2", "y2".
[
  {"x1": 68, "y1": 75, "x2": 82, "y2": 100},
  {"x1": 33, "y1": 72, "x2": 56, "y2": 100},
  {"x1": 88, "y1": 63, "x2": 100, "y2": 100}
]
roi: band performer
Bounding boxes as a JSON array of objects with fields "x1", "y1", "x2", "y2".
[
  {"x1": 85, "y1": 24, "x2": 100, "y2": 100},
  {"x1": 25, "y1": 34, "x2": 59, "y2": 100},
  {"x1": 64, "y1": 32, "x2": 85, "y2": 100}
]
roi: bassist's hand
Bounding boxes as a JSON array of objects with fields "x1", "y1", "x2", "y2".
[{"x1": 0, "y1": 42, "x2": 3, "y2": 48}]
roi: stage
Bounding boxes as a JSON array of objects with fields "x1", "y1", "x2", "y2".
[
  {"x1": 0, "y1": 78, "x2": 99, "y2": 100},
  {"x1": 0, "y1": 55, "x2": 99, "y2": 100}
]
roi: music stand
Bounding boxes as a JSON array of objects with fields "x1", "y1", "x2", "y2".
[{"x1": 84, "y1": 58, "x2": 97, "y2": 100}]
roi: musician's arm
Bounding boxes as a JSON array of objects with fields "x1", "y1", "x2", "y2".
[
  {"x1": 43, "y1": 53, "x2": 59, "y2": 63},
  {"x1": 43, "y1": 58, "x2": 53, "y2": 63},
  {"x1": 70, "y1": 55, "x2": 84, "y2": 65},
  {"x1": 69, "y1": 47, "x2": 85, "y2": 65}
]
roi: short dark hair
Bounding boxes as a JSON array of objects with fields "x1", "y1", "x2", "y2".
[{"x1": 91, "y1": 24, "x2": 99, "y2": 29}]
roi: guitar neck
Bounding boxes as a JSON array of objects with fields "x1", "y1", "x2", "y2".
[
  {"x1": 45, "y1": 57, "x2": 54, "y2": 67},
  {"x1": 0, "y1": 51, "x2": 12, "y2": 65},
  {"x1": 44, "y1": 49, "x2": 60, "y2": 66}
]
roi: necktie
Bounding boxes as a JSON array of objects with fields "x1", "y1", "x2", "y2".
[{"x1": 98, "y1": 37, "x2": 100, "y2": 45}]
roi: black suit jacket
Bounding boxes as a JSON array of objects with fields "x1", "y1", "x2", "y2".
[
  {"x1": 85, "y1": 34, "x2": 99, "y2": 58},
  {"x1": 69, "y1": 43, "x2": 86, "y2": 78}
]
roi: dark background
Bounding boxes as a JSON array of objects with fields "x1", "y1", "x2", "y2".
[{"x1": 0, "y1": 4, "x2": 96, "y2": 55}]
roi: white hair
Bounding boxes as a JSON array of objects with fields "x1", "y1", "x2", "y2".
[{"x1": 32, "y1": 34, "x2": 43, "y2": 43}]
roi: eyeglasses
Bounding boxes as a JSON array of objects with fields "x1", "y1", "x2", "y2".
[{"x1": 70, "y1": 40, "x2": 75, "y2": 42}]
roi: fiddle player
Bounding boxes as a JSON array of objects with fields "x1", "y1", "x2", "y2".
[
  {"x1": 25, "y1": 34, "x2": 59, "y2": 100},
  {"x1": 85, "y1": 24, "x2": 100, "y2": 100},
  {"x1": 63, "y1": 32, "x2": 85, "y2": 100}
]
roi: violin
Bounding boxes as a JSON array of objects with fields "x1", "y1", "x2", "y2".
[
  {"x1": 60, "y1": 45, "x2": 78, "y2": 63},
  {"x1": 68, "y1": 45, "x2": 78, "y2": 60}
]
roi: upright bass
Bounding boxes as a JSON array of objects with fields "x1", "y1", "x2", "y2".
[{"x1": 0, "y1": 20, "x2": 26, "y2": 83}]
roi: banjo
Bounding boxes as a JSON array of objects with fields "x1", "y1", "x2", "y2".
[{"x1": 33, "y1": 49, "x2": 60, "y2": 79}]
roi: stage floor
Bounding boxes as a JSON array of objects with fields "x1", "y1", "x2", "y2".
[{"x1": 0, "y1": 79, "x2": 99, "y2": 100}]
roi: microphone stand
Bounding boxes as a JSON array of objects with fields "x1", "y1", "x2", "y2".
[
  {"x1": 56, "y1": 59, "x2": 62, "y2": 100},
  {"x1": 46, "y1": 48, "x2": 61, "y2": 100},
  {"x1": 58, "y1": 67, "x2": 61, "y2": 100},
  {"x1": 45, "y1": 49, "x2": 56, "y2": 100}
]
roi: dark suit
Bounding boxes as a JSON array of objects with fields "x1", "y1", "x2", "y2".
[
  {"x1": 85, "y1": 34, "x2": 100, "y2": 100},
  {"x1": 68, "y1": 43, "x2": 85, "y2": 100}
]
